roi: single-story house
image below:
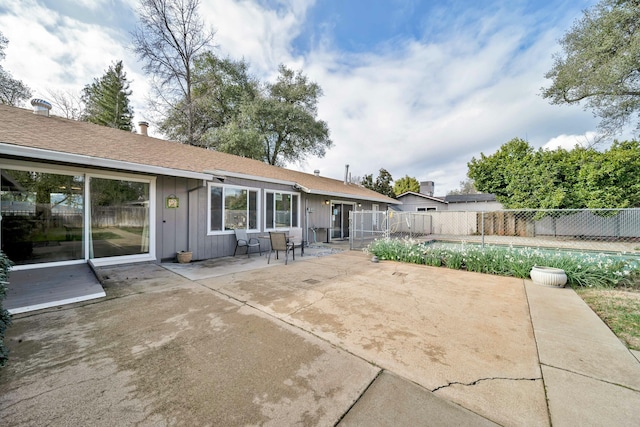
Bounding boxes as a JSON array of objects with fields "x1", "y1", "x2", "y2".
[
  {"x1": 1, "y1": 102, "x2": 399, "y2": 271},
  {"x1": 395, "y1": 181, "x2": 501, "y2": 212}
]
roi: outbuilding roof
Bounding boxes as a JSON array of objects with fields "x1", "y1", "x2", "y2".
[{"x1": 0, "y1": 104, "x2": 399, "y2": 204}]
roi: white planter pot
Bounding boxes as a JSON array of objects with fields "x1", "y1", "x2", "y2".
[{"x1": 530, "y1": 266, "x2": 567, "y2": 288}]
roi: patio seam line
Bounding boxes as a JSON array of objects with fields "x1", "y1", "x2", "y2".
[
  {"x1": 191, "y1": 273, "x2": 516, "y2": 425},
  {"x1": 430, "y1": 376, "x2": 542, "y2": 393},
  {"x1": 192, "y1": 279, "x2": 385, "y2": 370},
  {"x1": 0, "y1": 367, "x2": 115, "y2": 411},
  {"x1": 523, "y1": 278, "x2": 553, "y2": 426},
  {"x1": 332, "y1": 368, "x2": 384, "y2": 427},
  {"x1": 538, "y1": 362, "x2": 640, "y2": 393}
]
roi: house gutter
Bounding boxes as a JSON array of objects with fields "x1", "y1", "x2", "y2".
[
  {"x1": 206, "y1": 169, "x2": 401, "y2": 205},
  {"x1": 0, "y1": 143, "x2": 213, "y2": 180},
  {"x1": 205, "y1": 169, "x2": 298, "y2": 187},
  {"x1": 294, "y1": 184, "x2": 401, "y2": 205}
]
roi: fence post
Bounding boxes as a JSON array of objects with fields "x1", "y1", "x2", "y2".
[{"x1": 481, "y1": 211, "x2": 485, "y2": 248}]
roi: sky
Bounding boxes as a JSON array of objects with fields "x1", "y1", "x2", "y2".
[{"x1": 0, "y1": 0, "x2": 627, "y2": 195}]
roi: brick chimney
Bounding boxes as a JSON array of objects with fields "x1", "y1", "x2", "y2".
[{"x1": 138, "y1": 121, "x2": 149, "y2": 136}]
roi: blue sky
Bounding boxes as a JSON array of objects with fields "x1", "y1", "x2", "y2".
[{"x1": 0, "y1": 0, "x2": 619, "y2": 194}]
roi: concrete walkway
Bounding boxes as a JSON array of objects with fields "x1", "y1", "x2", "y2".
[{"x1": 1, "y1": 249, "x2": 639, "y2": 426}]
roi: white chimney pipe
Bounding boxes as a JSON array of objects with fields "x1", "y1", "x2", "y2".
[
  {"x1": 138, "y1": 121, "x2": 149, "y2": 136},
  {"x1": 314, "y1": 170, "x2": 320, "y2": 176},
  {"x1": 344, "y1": 164, "x2": 349, "y2": 184}
]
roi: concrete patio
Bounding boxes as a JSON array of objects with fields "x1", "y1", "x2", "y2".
[{"x1": 1, "y1": 249, "x2": 639, "y2": 426}]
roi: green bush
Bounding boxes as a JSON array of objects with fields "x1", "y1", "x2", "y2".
[
  {"x1": 0, "y1": 251, "x2": 12, "y2": 367},
  {"x1": 366, "y1": 239, "x2": 640, "y2": 288}
]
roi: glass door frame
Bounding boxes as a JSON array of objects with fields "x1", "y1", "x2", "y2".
[
  {"x1": 1, "y1": 159, "x2": 156, "y2": 270},
  {"x1": 329, "y1": 201, "x2": 355, "y2": 240}
]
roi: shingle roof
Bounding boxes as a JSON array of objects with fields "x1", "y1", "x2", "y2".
[
  {"x1": 0, "y1": 105, "x2": 398, "y2": 204},
  {"x1": 395, "y1": 191, "x2": 447, "y2": 203},
  {"x1": 444, "y1": 194, "x2": 497, "y2": 203}
]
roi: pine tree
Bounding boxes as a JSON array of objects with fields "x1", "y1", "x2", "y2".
[{"x1": 82, "y1": 61, "x2": 134, "y2": 131}]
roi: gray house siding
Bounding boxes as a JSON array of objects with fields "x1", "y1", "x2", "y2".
[
  {"x1": 447, "y1": 201, "x2": 503, "y2": 212},
  {"x1": 182, "y1": 178, "x2": 392, "y2": 260},
  {"x1": 156, "y1": 175, "x2": 193, "y2": 261},
  {"x1": 396, "y1": 194, "x2": 446, "y2": 211}
]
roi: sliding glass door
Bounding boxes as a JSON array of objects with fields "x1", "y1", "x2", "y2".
[
  {"x1": 89, "y1": 177, "x2": 150, "y2": 258},
  {"x1": 1, "y1": 164, "x2": 153, "y2": 267}
]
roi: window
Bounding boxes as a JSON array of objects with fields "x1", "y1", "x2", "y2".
[
  {"x1": 1, "y1": 169, "x2": 85, "y2": 265},
  {"x1": 265, "y1": 191, "x2": 299, "y2": 229},
  {"x1": 417, "y1": 207, "x2": 436, "y2": 211},
  {"x1": 209, "y1": 184, "x2": 258, "y2": 232}
]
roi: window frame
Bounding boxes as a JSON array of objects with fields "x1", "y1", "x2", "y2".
[
  {"x1": 207, "y1": 183, "x2": 261, "y2": 235},
  {"x1": 264, "y1": 190, "x2": 300, "y2": 230}
]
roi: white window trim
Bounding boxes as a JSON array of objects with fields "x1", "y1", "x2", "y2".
[
  {"x1": 207, "y1": 183, "x2": 261, "y2": 235},
  {"x1": 264, "y1": 190, "x2": 301, "y2": 231}
]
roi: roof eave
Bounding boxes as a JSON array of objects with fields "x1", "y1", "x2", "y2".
[{"x1": 0, "y1": 143, "x2": 213, "y2": 180}]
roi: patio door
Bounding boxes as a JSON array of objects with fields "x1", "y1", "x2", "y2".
[{"x1": 330, "y1": 202, "x2": 353, "y2": 240}]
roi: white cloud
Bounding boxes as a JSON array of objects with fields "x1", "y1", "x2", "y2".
[
  {"x1": 199, "y1": 0, "x2": 313, "y2": 76},
  {"x1": 542, "y1": 132, "x2": 598, "y2": 150}
]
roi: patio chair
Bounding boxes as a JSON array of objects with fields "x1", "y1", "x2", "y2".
[
  {"x1": 234, "y1": 229, "x2": 261, "y2": 257},
  {"x1": 288, "y1": 228, "x2": 304, "y2": 257},
  {"x1": 268, "y1": 231, "x2": 294, "y2": 265}
]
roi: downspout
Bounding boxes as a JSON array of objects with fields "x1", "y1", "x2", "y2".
[{"x1": 187, "y1": 180, "x2": 207, "y2": 254}]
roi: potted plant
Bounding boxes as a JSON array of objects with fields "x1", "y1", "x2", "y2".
[
  {"x1": 177, "y1": 250, "x2": 192, "y2": 264},
  {"x1": 530, "y1": 266, "x2": 567, "y2": 288}
]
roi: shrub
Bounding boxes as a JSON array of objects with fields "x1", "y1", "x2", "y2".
[
  {"x1": 366, "y1": 239, "x2": 639, "y2": 288},
  {"x1": 0, "y1": 251, "x2": 12, "y2": 367}
]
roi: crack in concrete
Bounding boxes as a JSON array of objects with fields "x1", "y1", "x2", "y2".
[{"x1": 431, "y1": 376, "x2": 541, "y2": 393}]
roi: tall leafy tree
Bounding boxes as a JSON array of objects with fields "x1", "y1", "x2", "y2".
[
  {"x1": 132, "y1": 0, "x2": 214, "y2": 145},
  {"x1": 0, "y1": 31, "x2": 32, "y2": 106},
  {"x1": 214, "y1": 65, "x2": 333, "y2": 165},
  {"x1": 161, "y1": 53, "x2": 259, "y2": 145},
  {"x1": 468, "y1": 137, "x2": 640, "y2": 209},
  {"x1": 81, "y1": 61, "x2": 134, "y2": 131},
  {"x1": 361, "y1": 168, "x2": 395, "y2": 198},
  {"x1": 393, "y1": 175, "x2": 420, "y2": 196},
  {"x1": 542, "y1": 0, "x2": 640, "y2": 135}
]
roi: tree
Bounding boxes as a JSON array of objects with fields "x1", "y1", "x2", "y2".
[
  {"x1": 47, "y1": 89, "x2": 84, "y2": 120},
  {"x1": 393, "y1": 175, "x2": 420, "y2": 196},
  {"x1": 132, "y1": 0, "x2": 214, "y2": 145},
  {"x1": 447, "y1": 179, "x2": 479, "y2": 195},
  {"x1": 541, "y1": 0, "x2": 640, "y2": 135},
  {"x1": 467, "y1": 137, "x2": 640, "y2": 209},
  {"x1": 201, "y1": 64, "x2": 333, "y2": 166},
  {"x1": 81, "y1": 61, "x2": 134, "y2": 131},
  {"x1": 0, "y1": 31, "x2": 32, "y2": 106},
  {"x1": 574, "y1": 140, "x2": 640, "y2": 208},
  {"x1": 361, "y1": 168, "x2": 395, "y2": 198},
  {"x1": 160, "y1": 53, "x2": 259, "y2": 145}
]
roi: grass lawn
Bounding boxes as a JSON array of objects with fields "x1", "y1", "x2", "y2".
[{"x1": 576, "y1": 288, "x2": 640, "y2": 351}]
